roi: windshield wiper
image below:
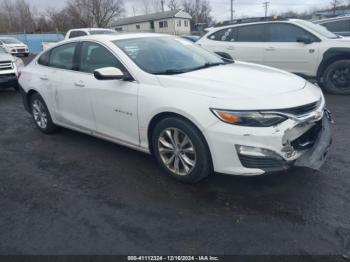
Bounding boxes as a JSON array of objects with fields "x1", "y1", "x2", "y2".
[
  {"x1": 154, "y1": 69, "x2": 188, "y2": 75},
  {"x1": 154, "y1": 62, "x2": 227, "y2": 75}
]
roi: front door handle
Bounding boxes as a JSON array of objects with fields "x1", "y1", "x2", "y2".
[
  {"x1": 226, "y1": 46, "x2": 235, "y2": 50},
  {"x1": 265, "y1": 47, "x2": 276, "y2": 51},
  {"x1": 40, "y1": 75, "x2": 49, "y2": 81},
  {"x1": 74, "y1": 82, "x2": 85, "y2": 87}
]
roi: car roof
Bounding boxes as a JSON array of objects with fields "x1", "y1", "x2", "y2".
[
  {"x1": 67, "y1": 33, "x2": 173, "y2": 42},
  {"x1": 210, "y1": 18, "x2": 302, "y2": 31},
  {"x1": 69, "y1": 28, "x2": 115, "y2": 31},
  {"x1": 0, "y1": 37, "x2": 17, "y2": 40},
  {"x1": 314, "y1": 15, "x2": 350, "y2": 24}
]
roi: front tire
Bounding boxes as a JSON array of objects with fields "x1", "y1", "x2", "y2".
[
  {"x1": 30, "y1": 93, "x2": 59, "y2": 134},
  {"x1": 322, "y1": 60, "x2": 350, "y2": 95},
  {"x1": 152, "y1": 117, "x2": 212, "y2": 184}
]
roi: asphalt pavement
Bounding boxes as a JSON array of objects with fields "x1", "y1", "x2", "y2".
[{"x1": 0, "y1": 55, "x2": 349, "y2": 256}]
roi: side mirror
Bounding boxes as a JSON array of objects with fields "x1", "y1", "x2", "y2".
[
  {"x1": 94, "y1": 67, "x2": 126, "y2": 80},
  {"x1": 297, "y1": 36, "x2": 313, "y2": 44}
]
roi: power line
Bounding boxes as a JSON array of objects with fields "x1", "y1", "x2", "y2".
[{"x1": 263, "y1": 1, "x2": 270, "y2": 17}]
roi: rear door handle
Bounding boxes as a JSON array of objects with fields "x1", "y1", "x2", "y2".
[
  {"x1": 74, "y1": 81, "x2": 85, "y2": 87},
  {"x1": 40, "y1": 76, "x2": 48, "y2": 81},
  {"x1": 226, "y1": 46, "x2": 235, "y2": 50},
  {"x1": 265, "y1": 47, "x2": 276, "y2": 51}
]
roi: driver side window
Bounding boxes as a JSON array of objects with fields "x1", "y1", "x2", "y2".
[
  {"x1": 267, "y1": 23, "x2": 318, "y2": 42},
  {"x1": 79, "y1": 42, "x2": 126, "y2": 74}
]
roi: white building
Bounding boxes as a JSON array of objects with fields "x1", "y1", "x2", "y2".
[{"x1": 112, "y1": 9, "x2": 192, "y2": 35}]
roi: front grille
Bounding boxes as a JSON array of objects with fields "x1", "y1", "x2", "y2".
[
  {"x1": 0, "y1": 61, "x2": 13, "y2": 71},
  {"x1": 17, "y1": 49, "x2": 25, "y2": 53},
  {"x1": 291, "y1": 120, "x2": 323, "y2": 150},
  {"x1": 0, "y1": 73, "x2": 16, "y2": 78},
  {"x1": 238, "y1": 155, "x2": 289, "y2": 171},
  {"x1": 275, "y1": 102, "x2": 319, "y2": 116}
]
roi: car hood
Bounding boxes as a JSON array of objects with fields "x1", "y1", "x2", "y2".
[
  {"x1": 0, "y1": 53, "x2": 14, "y2": 61},
  {"x1": 157, "y1": 61, "x2": 307, "y2": 99},
  {"x1": 4, "y1": 44, "x2": 27, "y2": 48}
]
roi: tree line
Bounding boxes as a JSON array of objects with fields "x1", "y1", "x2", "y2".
[
  {"x1": 0, "y1": 0, "x2": 212, "y2": 34},
  {"x1": 0, "y1": 0, "x2": 349, "y2": 34}
]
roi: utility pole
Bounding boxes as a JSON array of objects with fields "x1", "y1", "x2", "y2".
[
  {"x1": 263, "y1": 1, "x2": 270, "y2": 17},
  {"x1": 230, "y1": 0, "x2": 234, "y2": 21},
  {"x1": 160, "y1": 0, "x2": 165, "y2": 12}
]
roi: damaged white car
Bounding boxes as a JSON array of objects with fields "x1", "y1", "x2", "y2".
[{"x1": 19, "y1": 34, "x2": 332, "y2": 183}]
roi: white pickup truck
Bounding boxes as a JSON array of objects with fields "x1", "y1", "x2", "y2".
[
  {"x1": 0, "y1": 46, "x2": 24, "y2": 91},
  {"x1": 42, "y1": 28, "x2": 117, "y2": 50}
]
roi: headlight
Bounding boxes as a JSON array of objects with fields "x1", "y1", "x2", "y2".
[{"x1": 211, "y1": 109, "x2": 287, "y2": 127}]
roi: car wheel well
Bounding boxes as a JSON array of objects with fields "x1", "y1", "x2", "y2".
[
  {"x1": 26, "y1": 90, "x2": 38, "y2": 109},
  {"x1": 148, "y1": 112, "x2": 212, "y2": 163},
  {"x1": 318, "y1": 55, "x2": 350, "y2": 82}
]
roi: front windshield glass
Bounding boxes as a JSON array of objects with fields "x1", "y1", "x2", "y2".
[
  {"x1": 298, "y1": 20, "x2": 339, "y2": 39},
  {"x1": 90, "y1": 30, "x2": 116, "y2": 35},
  {"x1": 0, "y1": 38, "x2": 21, "y2": 44},
  {"x1": 113, "y1": 37, "x2": 226, "y2": 75}
]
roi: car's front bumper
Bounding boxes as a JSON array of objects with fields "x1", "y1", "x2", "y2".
[
  {"x1": 0, "y1": 73, "x2": 18, "y2": 88},
  {"x1": 205, "y1": 108, "x2": 332, "y2": 176}
]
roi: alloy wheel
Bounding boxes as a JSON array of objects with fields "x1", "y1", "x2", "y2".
[
  {"x1": 158, "y1": 128, "x2": 197, "y2": 176},
  {"x1": 32, "y1": 99, "x2": 48, "y2": 129}
]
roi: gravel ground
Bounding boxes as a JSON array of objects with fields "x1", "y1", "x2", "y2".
[{"x1": 0, "y1": 55, "x2": 349, "y2": 256}]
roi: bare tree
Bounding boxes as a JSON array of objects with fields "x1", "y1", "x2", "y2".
[
  {"x1": 330, "y1": 0, "x2": 343, "y2": 15},
  {"x1": 64, "y1": 0, "x2": 124, "y2": 28},
  {"x1": 182, "y1": 0, "x2": 212, "y2": 27},
  {"x1": 168, "y1": 0, "x2": 179, "y2": 10}
]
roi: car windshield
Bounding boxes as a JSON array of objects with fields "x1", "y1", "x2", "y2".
[
  {"x1": 89, "y1": 30, "x2": 116, "y2": 35},
  {"x1": 0, "y1": 38, "x2": 21, "y2": 44},
  {"x1": 0, "y1": 46, "x2": 8, "y2": 54},
  {"x1": 114, "y1": 37, "x2": 228, "y2": 75},
  {"x1": 297, "y1": 20, "x2": 340, "y2": 39}
]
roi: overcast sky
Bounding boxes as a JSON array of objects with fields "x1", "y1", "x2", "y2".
[{"x1": 33, "y1": 0, "x2": 330, "y2": 21}]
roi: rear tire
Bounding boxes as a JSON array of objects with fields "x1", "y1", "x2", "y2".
[
  {"x1": 322, "y1": 60, "x2": 350, "y2": 95},
  {"x1": 152, "y1": 117, "x2": 212, "y2": 184},
  {"x1": 30, "y1": 93, "x2": 59, "y2": 134}
]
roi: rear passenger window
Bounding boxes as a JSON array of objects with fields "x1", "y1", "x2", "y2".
[
  {"x1": 208, "y1": 27, "x2": 237, "y2": 42},
  {"x1": 235, "y1": 24, "x2": 265, "y2": 42},
  {"x1": 49, "y1": 43, "x2": 77, "y2": 70},
  {"x1": 38, "y1": 51, "x2": 50, "y2": 66},
  {"x1": 69, "y1": 31, "x2": 87, "y2": 39},
  {"x1": 79, "y1": 42, "x2": 126, "y2": 74},
  {"x1": 267, "y1": 23, "x2": 317, "y2": 42},
  {"x1": 322, "y1": 19, "x2": 350, "y2": 32}
]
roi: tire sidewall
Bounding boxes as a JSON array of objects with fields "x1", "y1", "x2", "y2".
[
  {"x1": 323, "y1": 60, "x2": 350, "y2": 95},
  {"x1": 30, "y1": 93, "x2": 58, "y2": 134},
  {"x1": 152, "y1": 117, "x2": 212, "y2": 184}
]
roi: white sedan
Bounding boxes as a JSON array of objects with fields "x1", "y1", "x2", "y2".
[{"x1": 19, "y1": 34, "x2": 332, "y2": 183}]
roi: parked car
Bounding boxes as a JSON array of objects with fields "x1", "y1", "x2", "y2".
[
  {"x1": 19, "y1": 34, "x2": 332, "y2": 183},
  {"x1": 42, "y1": 28, "x2": 117, "y2": 50},
  {"x1": 0, "y1": 37, "x2": 29, "y2": 57},
  {"x1": 314, "y1": 16, "x2": 350, "y2": 37},
  {"x1": 181, "y1": 35, "x2": 201, "y2": 43},
  {"x1": 0, "y1": 46, "x2": 24, "y2": 90},
  {"x1": 197, "y1": 17, "x2": 350, "y2": 95}
]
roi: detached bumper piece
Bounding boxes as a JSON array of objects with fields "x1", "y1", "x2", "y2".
[
  {"x1": 295, "y1": 117, "x2": 332, "y2": 170},
  {"x1": 237, "y1": 115, "x2": 332, "y2": 173}
]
